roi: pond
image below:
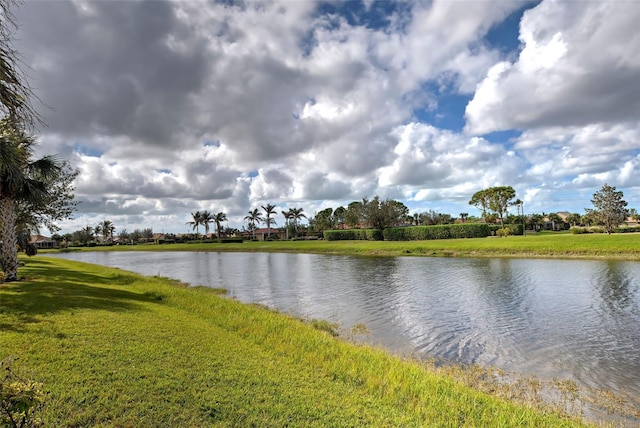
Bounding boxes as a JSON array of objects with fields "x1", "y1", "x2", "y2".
[{"x1": 47, "y1": 251, "x2": 640, "y2": 416}]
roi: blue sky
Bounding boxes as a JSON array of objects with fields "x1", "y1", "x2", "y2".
[{"x1": 13, "y1": 0, "x2": 640, "y2": 234}]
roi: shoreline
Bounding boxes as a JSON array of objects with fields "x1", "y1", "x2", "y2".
[{"x1": 46, "y1": 233, "x2": 640, "y2": 261}]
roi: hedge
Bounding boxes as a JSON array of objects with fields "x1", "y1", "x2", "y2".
[
  {"x1": 488, "y1": 224, "x2": 524, "y2": 236},
  {"x1": 324, "y1": 229, "x2": 383, "y2": 241},
  {"x1": 383, "y1": 224, "x2": 491, "y2": 241}
]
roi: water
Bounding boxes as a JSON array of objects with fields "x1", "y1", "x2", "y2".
[{"x1": 47, "y1": 252, "x2": 640, "y2": 408}]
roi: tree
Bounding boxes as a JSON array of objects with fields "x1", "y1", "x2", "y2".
[
  {"x1": 470, "y1": 186, "x2": 517, "y2": 229},
  {"x1": 459, "y1": 213, "x2": 468, "y2": 223},
  {"x1": 141, "y1": 228, "x2": 153, "y2": 240},
  {"x1": 0, "y1": 0, "x2": 41, "y2": 128},
  {"x1": 200, "y1": 210, "x2": 213, "y2": 238},
  {"x1": 244, "y1": 208, "x2": 263, "y2": 240},
  {"x1": 419, "y1": 210, "x2": 452, "y2": 226},
  {"x1": 213, "y1": 212, "x2": 227, "y2": 238},
  {"x1": 97, "y1": 220, "x2": 115, "y2": 242},
  {"x1": 586, "y1": 183, "x2": 628, "y2": 234},
  {"x1": 288, "y1": 207, "x2": 306, "y2": 237},
  {"x1": 333, "y1": 206, "x2": 346, "y2": 228},
  {"x1": 130, "y1": 229, "x2": 142, "y2": 244},
  {"x1": 18, "y1": 160, "x2": 77, "y2": 234},
  {"x1": 345, "y1": 201, "x2": 364, "y2": 228},
  {"x1": 94, "y1": 223, "x2": 103, "y2": 242},
  {"x1": 363, "y1": 196, "x2": 407, "y2": 232},
  {"x1": 118, "y1": 228, "x2": 130, "y2": 242},
  {"x1": 261, "y1": 203, "x2": 277, "y2": 238},
  {"x1": 0, "y1": 122, "x2": 69, "y2": 280},
  {"x1": 469, "y1": 189, "x2": 490, "y2": 220},
  {"x1": 548, "y1": 213, "x2": 562, "y2": 231},
  {"x1": 527, "y1": 213, "x2": 543, "y2": 231},
  {"x1": 80, "y1": 226, "x2": 93, "y2": 246},
  {"x1": 281, "y1": 209, "x2": 292, "y2": 240},
  {"x1": 565, "y1": 213, "x2": 581, "y2": 227},
  {"x1": 312, "y1": 208, "x2": 333, "y2": 233},
  {"x1": 186, "y1": 211, "x2": 203, "y2": 239}
]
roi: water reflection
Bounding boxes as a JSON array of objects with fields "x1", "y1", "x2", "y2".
[{"x1": 47, "y1": 251, "x2": 640, "y2": 401}]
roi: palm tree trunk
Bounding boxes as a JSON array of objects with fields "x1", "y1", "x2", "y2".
[{"x1": 0, "y1": 196, "x2": 19, "y2": 281}]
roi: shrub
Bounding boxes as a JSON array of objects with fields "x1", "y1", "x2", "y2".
[
  {"x1": 1, "y1": 359, "x2": 44, "y2": 427},
  {"x1": 495, "y1": 227, "x2": 511, "y2": 237},
  {"x1": 218, "y1": 238, "x2": 243, "y2": 243},
  {"x1": 383, "y1": 224, "x2": 491, "y2": 241},
  {"x1": 324, "y1": 229, "x2": 383, "y2": 241},
  {"x1": 570, "y1": 227, "x2": 588, "y2": 234},
  {"x1": 613, "y1": 226, "x2": 640, "y2": 233},
  {"x1": 489, "y1": 224, "x2": 523, "y2": 236}
]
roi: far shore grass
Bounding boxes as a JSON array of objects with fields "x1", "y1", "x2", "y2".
[
  {"x1": 0, "y1": 257, "x2": 590, "y2": 427},
  {"x1": 49, "y1": 232, "x2": 640, "y2": 260}
]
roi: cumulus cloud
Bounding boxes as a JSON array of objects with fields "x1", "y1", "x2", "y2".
[
  {"x1": 379, "y1": 123, "x2": 526, "y2": 200},
  {"x1": 465, "y1": 0, "x2": 640, "y2": 134},
  {"x1": 10, "y1": 0, "x2": 639, "y2": 232}
]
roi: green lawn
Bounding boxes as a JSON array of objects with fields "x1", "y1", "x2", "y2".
[
  {"x1": 0, "y1": 257, "x2": 588, "y2": 427},
  {"x1": 51, "y1": 232, "x2": 640, "y2": 260}
]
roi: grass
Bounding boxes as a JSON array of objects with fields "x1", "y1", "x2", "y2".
[
  {"x1": 49, "y1": 233, "x2": 640, "y2": 260},
  {"x1": 0, "y1": 257, "x2": 590, "y2": 427}
]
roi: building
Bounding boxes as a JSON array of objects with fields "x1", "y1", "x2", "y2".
[{"x1": 29, "y1": 235, "x2": 58, "y2": 249}]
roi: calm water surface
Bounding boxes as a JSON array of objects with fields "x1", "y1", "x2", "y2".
[{"x1": 48, "y1": 252, "x2": 640, "y2": 400}]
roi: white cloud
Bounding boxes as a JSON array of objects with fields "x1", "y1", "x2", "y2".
[
  {"x1": 465, "y1": 0, "x2": 640, "y2": 134},
  {"x1": 10, "y1": 0, "x2": 639, "y2": 233}
]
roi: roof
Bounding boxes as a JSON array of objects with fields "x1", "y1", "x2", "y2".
[{"x1": 29, "y1": 235, "x2": 55, "y2": 243}]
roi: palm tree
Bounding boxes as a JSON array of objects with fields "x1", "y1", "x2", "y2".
[
  {"x1": 99, "y1": 220, "x2": 115, "y2": 242},
  {"x1": 0, "y1": 121, "x2": 62, "y2": 280},
  {"x1": 261, "y1": 203, "x2": 277, "y2": 238},
  {"x1": 0, "y1": 2, "x2": 41, "y2": 128},
  {"x1": 214, "y1": 212, "x2": 227, "y2": 238},
  {"x1": 282, "y1": 209, "x2": 292, "y2": 240},
  {"x1": 548, "y1": 213, "x2": 562, "y2": 231},
  {"x1": 288, "y1": 207, "x2": 306, "y2": 237},
  {"x1": 244, "y1": 208, "x2": 263, "y2": 240},
  {"x1": 81, "y1": 226, "x2": 93, "y2": 246},
  {"x1": 94, "y1": 223, "x2": 103, "y2": 243},
  {"x1": 186, "y1": 211, "x2": 203, "y2": 239},
  {"x1": 200, "y1": 210, "x2": 213, "y2": 239}
]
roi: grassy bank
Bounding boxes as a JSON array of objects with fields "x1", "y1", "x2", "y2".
[
  {"x1": 53, "y1": 233, "x2": 640, "y2": 260},
  {"x1": 0, "y1": 257, "x2": 587, "y2": 427}
]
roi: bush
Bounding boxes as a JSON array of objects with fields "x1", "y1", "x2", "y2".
[
  {"x1": 324, "y1": 229, "x2": 383, "y2": 241},
  {"x1": 570, "y1": 227, "x2": 588, "y2": 234},
  {"x1": 613, "y1": 226, "x2": 640, "y2": 233},
  {"x1": 218, "y1": 238, "x2": 243, "y2": 243},
  {"x1": 383, "y1": 224, "x2": 491, "y2": 241},
  {"x1": 495, "y1": 227, "x2": 511, "y2": 237},
  {"x1": 489, "y1": 224, "x2": 524, "y2": 236},
  {"x1": 1, "y1": 359, "x2": 44, "y2": 427}
]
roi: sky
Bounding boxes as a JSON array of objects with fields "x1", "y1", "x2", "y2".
[{"x1": 12, "y1": 0, "x2": 640, "y2": 235}]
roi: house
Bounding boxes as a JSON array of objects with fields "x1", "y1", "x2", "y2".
[
  {"x1": 29, "y1": 235, "x2": 58, "y2": 249},
  {"x1": 252, "y1": 227, "x2": 287, "y2": 241}
]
